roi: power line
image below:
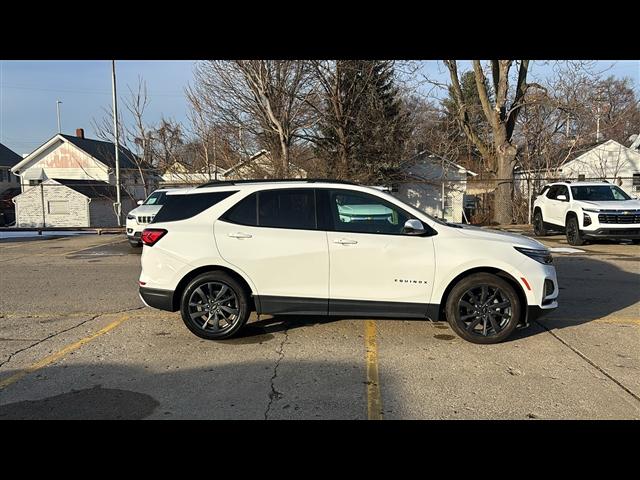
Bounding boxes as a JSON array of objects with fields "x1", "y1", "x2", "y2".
[{"x1": 0, "y1": 83, "x2": 186, "y2": 98}]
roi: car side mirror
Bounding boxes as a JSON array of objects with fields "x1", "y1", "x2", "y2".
[
  {"x1": 403, "y1": 219, "x2": 426, "y2": 235},
  {"x1": 556, "y1": 194, "x2": 567, "y2": 201},
  {"x1": 137, "y1": 200, "x2": 144, "y2": 206}
]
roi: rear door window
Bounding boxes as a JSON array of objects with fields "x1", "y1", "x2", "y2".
[
  {"x1": 222, "y1": 193, "x2": 258, "y2": 226},
  {"x1": 258, "y1": 189, "x2": 316, "y2": 230}
]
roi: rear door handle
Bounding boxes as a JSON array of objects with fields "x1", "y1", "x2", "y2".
[
  {"x1": 228, "y1": 232, "x2": 253, "y2": 239},
  {"x1": 333, "y1": 238, "x2": 358, "y2": 245}
]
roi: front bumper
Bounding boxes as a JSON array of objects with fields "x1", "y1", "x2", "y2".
[
  {"x1": 581, "y1": 227, "x2": 640, "y2": 239},
  {"x1": 139, "y1": 287, "x2": 176, "y2": 312}
]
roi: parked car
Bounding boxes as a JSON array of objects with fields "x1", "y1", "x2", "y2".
[
  {"x1": 126, "y1": 189, "x2": 172, "y2": 247},
  {"x1": 138, "y1": 180, "x2": 558, "y2": 344},
  {"x1": 532, "y1": 181, "x2": 640, "y2": 246}
]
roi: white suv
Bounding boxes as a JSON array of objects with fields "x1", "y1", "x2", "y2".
[
  {"x1": 138, "y1": 180, "x2": 558, "y2": 344},
  {"x1": 532, "y1": 181, "x2": 640, "y2": 246},
  {"x1": 126, "y1": 189, "x2": 172, "y2": 247}
]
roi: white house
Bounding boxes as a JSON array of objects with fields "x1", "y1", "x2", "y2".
[
  {"x1": 514, "y1": 138, "x2": 640, "y2": 202},
  {"x1": 160, "y1": 161, "x2": 226, "y2": 187},
  {"x1": 223, "y1": 150, "x2": 307, "y2": 180},
  {"x1": 392, "y1": 151, "x2": 477, "y2": 223},
  {"x1": 10, "y1": 129, "x2": 153, "y2": 227}
]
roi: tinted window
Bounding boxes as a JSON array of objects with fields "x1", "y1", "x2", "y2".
[
  {"x1": 570, "y1": 185, "x2": 631, "y2": 201},
  {"x1": 258, "y1": 189, "x2": 316, "y2": 230},
  {"x1": 328, "y1": 190, "x2": 410, "y2": 234},
  {"x1": 223, "y1": 193, "x2": 258, "y2": 226},
  {"x1": 546, "y1": 186, "x2": 560, "y2": 199},
  {"x1": 144, "y1": 191, "x2": 168, "y2": 205},
  {"x1": 152, "y1": 191, "x2": 237, "y2": 223}
]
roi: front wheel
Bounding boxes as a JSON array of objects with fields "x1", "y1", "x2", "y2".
[
  {"x1": 446, "y1": 273, "x2": 522, "y2": 344},
  {"x1": 565, "y1": 217, "x2": 585, "y2": 246},
  {"x1": 180, "y1": 272, "x2": 250, "y2": 340},
  {"x1": 533, "y1": 210, "x2": 547, "y2": 236}
]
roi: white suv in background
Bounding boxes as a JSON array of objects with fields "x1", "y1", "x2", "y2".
[
  {"x1": 532, "y1": 181, "x2": 640, "y2": 246},
  {"x1": 126, "y1": 189, "x2": 172, "y2": 247},
  {"x1": 138, "y1": 180, "x2": 558, "y2": 344}
]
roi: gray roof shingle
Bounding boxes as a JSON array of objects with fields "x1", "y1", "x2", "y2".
[
  {"x1": 53, "y1": 178, "x2": 117, "y2": 199},
  {"x1": 60, "y1": 134, "x2": 139, "y2": 169},
  {"x1": 0, "y1": 143, "x2": 22, "y2": 168}
]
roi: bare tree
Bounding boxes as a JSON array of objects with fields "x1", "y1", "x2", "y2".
[
  {"x1": 189, "y1": 61, "x2": 315, "y2": 177},
  {"x1": 444, "y1": 60, "x2": 532, "y2": 224}
]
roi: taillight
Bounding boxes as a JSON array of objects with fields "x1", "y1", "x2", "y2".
[{"x1": 141, "y1": 228, "x2": 167, "y2": 246}]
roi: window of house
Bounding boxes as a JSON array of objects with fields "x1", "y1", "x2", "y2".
[
  {"x1": 328, "y1": 190, "x2": 410, "y2": 235},
  {"x1": 578, "y1": 174, "x2": 585, "y2": 181},
  {"x1": 633, "y1": 173, "x2": 640, "y2": 186},
  {"x1": 48, "y1": 200, "x2": 70, "y2": 215},
  {"x1": 29, "y1": 179, "x2": 42, "y2": 186}
]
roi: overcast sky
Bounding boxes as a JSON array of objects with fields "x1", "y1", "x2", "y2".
[{"x1": 1, "y1": 60, "x2": 638, "y2": 156}]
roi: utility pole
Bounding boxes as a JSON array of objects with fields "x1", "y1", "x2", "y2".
[
  {"x1": 111, "y1": 60, "x2": 122, "y2": 226},
  {"x1": 56, "y1": 100, "x2": 62, "y2": 133}
]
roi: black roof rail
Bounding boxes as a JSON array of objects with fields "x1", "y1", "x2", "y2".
[{"x1": 196, "y1": 178, "x2": 359, "y2": 189}]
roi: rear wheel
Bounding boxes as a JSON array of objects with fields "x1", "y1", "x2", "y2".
[
  {"x1": 565, "y1": 216, "x2": 584, "y2": 246},
  {"x1": 180, "y1": 272, "x2": 250, "y2": 340},
  {"x1": 533, "y1": 210, "x2": 547, "y2": 236},
  {"x1": 445, "y1": 273, "x2": 521, "y2": 344}
]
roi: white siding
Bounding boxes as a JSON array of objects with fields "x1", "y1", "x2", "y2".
[
  {"x1": 19, "y1": 140, "x2": 109, "y2": 192},
  {"x1": 13, "y1": 179, "x2": 90, "y2": 227},
  {"x1": 394, "y1": 160, "x2": 467, "y2": 223}
]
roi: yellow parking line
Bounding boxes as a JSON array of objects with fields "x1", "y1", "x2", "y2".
[
  {"x1": 0, "y1": 314, "x2": 131, "y2": 390},
  {"x1": 364, "y1": 320, "x2": 383, "y2": 420}
]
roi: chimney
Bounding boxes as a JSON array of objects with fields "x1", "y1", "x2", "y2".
[{"x1": 76, "y1": 128, "x2": 85, "y2": 139}]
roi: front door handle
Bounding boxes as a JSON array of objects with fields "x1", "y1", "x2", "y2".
[
  {"x1": 228, "y1": 232, "x2": 253, "y2": 239},
  {"x1": 333, "y1": 238, "x2": 358, "y2": 245}
]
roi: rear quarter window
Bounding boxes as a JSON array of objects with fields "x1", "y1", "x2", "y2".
[{"x1": 152, "y1": 191, "x2": 237, "y2": 223}]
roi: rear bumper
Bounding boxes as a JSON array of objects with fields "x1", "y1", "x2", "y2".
[
  {"x1": 582, "y1": 228, "x2": 640, "y2": 239},
  {"x1": 139, "y1": 287, "x2": 176, "y2": 311},
  {"x1": 127, "y1": 231, "x2": 142, "y2": 242}
]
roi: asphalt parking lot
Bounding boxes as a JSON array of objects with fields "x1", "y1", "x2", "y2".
[{"x1": 0, "y1": 232, "x2": 638, "y2": 419}]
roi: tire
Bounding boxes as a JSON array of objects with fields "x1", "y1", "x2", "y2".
[
  {"x1": 445, "y1": 273, "x2": 522, "y2": 344},
  {"x1": 565, "y1": 216, "x2": 584, "y2": 246},
  {"x1": 180, "y1": 271, "x2": 251, "y2": 340},
  {"x1": 532, "y1": 210, "x2": 547, "y2": 236}
]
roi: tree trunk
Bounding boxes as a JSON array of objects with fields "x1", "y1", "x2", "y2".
[{"x1": 494, "y1": 144, "x2": 517, "y2": 224}]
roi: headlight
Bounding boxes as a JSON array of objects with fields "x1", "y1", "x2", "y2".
[
  {"x1": 126, "y1": 214, "x2": 135, "y2": 220},
  {"x1": 583, "y1": 212, "x2": 592, "y2": 226},
  {"x1": 514, "y1": 246, "x2": 553, "y2": 264},
  {"x1": 583, "y1": 208, "x2": 601, "y2": 213}
]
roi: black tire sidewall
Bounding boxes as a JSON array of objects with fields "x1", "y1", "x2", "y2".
[
  {"x1": 566, "y1": 217, "x2": 584, "y2": 246},
  {"x1": 446, "y1": 273, "x2": 521, "y2": 344},
  {"x1": 180, "y1": 272, "x2": 250, "y2": 340},
  {"x1": 533, "y1": 211, "x2": 546, "y2": 236}
]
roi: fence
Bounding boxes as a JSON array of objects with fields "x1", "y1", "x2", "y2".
[{"x1": 391, "y1": 175, "x2": 639, "y2": 226}]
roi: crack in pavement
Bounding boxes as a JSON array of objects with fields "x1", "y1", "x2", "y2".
[
  {"x1": 264, "y1": 327, "x2": 289, "y2": 420},
  {"x1": 0, "y1": 306, "x2": 145, "y2": 370},
  {"x1": 534, "y1": 320, "x2": 640, "y2": 404}
]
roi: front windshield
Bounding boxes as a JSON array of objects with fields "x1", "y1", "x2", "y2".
[
  {"x1": 570, "y1": 185, "x2": 631, "y2": 201},
  {"x1": 143, "y1": 191, "x2": 168, "y2": 205}
]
